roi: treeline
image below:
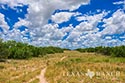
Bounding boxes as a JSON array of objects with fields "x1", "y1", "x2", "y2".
[
  {"x1": 0, "y1": 39, "x2": 64, "y2": 59},
  {"x1": 76, "y1": 46, "x2": 125, "y2": 57}
]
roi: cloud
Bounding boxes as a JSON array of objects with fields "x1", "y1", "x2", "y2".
[
  {"x1": 13, "y1": 18, "x2": 31, "y2": 29},
  {"x1": 0, "y1": 0, "x2": 90, "y2": 25},
  {"x1": 1, "y1": 0, "x2": 125, "y2": 49},
  {"x1": 76, "y1": 11, "x2": 108, "y2": 22},
  {"x1": 100, "y1": 9, "x2": 125, "y2": 35},
  {"x1": 5, "y1": 0, "x2": 90, "y2": 47},
  {"x1": 0, "y1": 13, "x2": 30, "y2": 42},
  {"x1": 0, "y1": 13, "x2": 9, "y2": 34},
  {"x1": 65, "y1": 11, "x2": 107, "y2": 40},
  {"x1": 113, "y1": 1, "x2": 124, "y2": 5},
  {"x1": 51, "y1": 12, "x2": 75, "y2": 24},
  {"x1": 62, "y1": 9, "x2": 125, "y2": 49},
  {"x1": 0, "y1": 0, "x2": 25, "y2": 8},
  {"x1": 24, "y1": 0, "x2": 90, "y2": 30},
  {"x1": 0, "y1": 0, "x2": 89, "y2": 43},
  {"x1": 113, "y1": 1, "x2": 125, "y2": 10},
  {"x1": 0, "y1": 0, "x2": 90, "y2": 9}
]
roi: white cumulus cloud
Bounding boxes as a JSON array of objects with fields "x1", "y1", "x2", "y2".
[
  {"x1": 51, "y1": 12, "x2": 75, "y2": 24},
  {"x1": 1, "y1": 0, "x2": 125, "y2": 49},
  {"x1": 0, "y1": 13, "x2": 9, "y2": 34},
  {"x1": 100, "y1": 9, "x2": 125, "y2": 35}
]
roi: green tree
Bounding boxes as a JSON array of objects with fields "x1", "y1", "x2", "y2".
[{"x1": 0, "y1": 39, "x2": 9, "y2": 60}]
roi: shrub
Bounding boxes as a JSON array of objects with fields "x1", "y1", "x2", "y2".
[
  {"x1": 76, "y1": 46, "x2": 125, "y2": 57},
  {"x1": 0, "y1": 39, "x2": 9, "y2": 59},
  {"x1": 0, "y1": 39, "x2": 64, "y2": 59}
]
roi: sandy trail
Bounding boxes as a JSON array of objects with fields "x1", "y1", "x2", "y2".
[
  {"x1": 37, "y1": 56, "x2": 66, "y2": 83},
  {"x1": 60, "y1": 56, "x2": 67, "y2": 61},
  {"x1": 38, "y1": 67, "x2": 48, "y2": 83},
  {"x1": 24, "y1": 67, "x2": 47, "y2": 83},
  {"x1": 26, "y1": 56, "x2": 67, "y2": 83}
]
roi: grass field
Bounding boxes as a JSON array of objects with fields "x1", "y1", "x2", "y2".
[
  {"x1": 0, "y1": 58, "x2": 45, "y2": 83},
  {"x1": 45, "y1": 51, "x2": 125, "y2": 83},
  {"x1": 0, "y1": 51, "x2": 125, "y2": 83}
]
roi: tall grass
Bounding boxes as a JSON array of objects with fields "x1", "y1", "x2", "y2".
[{"x1": 45, "y1": 51, "x2": 125, "y2": 83}]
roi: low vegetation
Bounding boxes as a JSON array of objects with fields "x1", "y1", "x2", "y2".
[
  {"x1": 0, "y1": 58, "x2": 45, "y2": 83},
  {"x1": 0, "y1": 39, "x2": 64, "y2": 60},
  {"x1": 0, "y1": 51, "x2": 66, "y2": 83},
  {"x1": 0, "y1": 38, "x2": 125, "y2": 83},
  {"x1": 45, "y1": 51, "x2": 125, "y2": 83},
  {"x1": 0, "y1": 50, "x2": 125, "y2": 83},
  {"x1": 76, "y1": 46, "x2": 125, "y2": 57}
]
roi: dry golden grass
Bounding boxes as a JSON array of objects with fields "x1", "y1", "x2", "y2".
[
  {"x1": 0, "y1": 51, "x2": 125, "y2": 83},
  {"x1": 29, "y1": 78, "x2": 39, "y2": 83},
  {"x1": 0, "y1": 58, "x2": 46, "y2": 83},
  {"x1": 0, "y1": 52, "x2": 66, "y2": 83},
  {"x1": 45, "y1": 51, "x2": 125, "y2": 83}
]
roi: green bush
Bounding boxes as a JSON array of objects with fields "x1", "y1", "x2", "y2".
[
  {"x1": 0, "y1": 39, "x2": 64, "y2": 59},
  {"x1": 76, "y1": 46, "x2": 125, "y2": 57},
  {"x1": 0, "y1": 39, "x2": 9, "y2": 59},
  {"x1": 111, "y1": 46, "x2": 125, "y2": 57}
]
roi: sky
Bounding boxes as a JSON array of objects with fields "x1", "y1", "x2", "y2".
[{"x1": 0, "y1": 0, "x2": 125, "y2": 49}]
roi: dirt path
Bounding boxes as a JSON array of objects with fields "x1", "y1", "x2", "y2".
[
  {"x1": 24, "y1": 67, "x2": 47, "y2": 83},
  {"x1": 36, "y1": 56, "x2": 67, "y2": 83},
  {"x1": 60, "y1": 56, "x2": 67, "y2": 61},
  {"x1": 38, "y1": 67, "x2": 48, "y2": 83},
  {"x1": 26, "y1": 56, "x2": 67, "y2": 83}
]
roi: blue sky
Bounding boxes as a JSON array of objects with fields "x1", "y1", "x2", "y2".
[{"x1": 0, "y1": 0, "x2": 125, "y2": 49}]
